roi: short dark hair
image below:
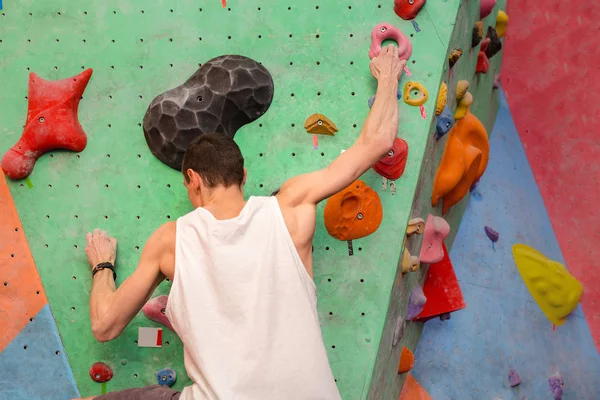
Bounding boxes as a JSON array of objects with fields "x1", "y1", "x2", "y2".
[{"x1": 182, "y1": 133, "x2": 244, "y2": 188}]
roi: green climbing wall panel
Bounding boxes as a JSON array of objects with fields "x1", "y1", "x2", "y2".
[{"x1": 0, "y1": 0, "x2": 503, "y2": 398}]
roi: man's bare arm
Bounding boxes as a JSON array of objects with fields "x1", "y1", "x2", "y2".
[
  {"x1": 278, "y1": 45, "x2": 405, "y2": 207},
  {"x1": 86, "y1": 223, "x2": 174, "y2": 342}
]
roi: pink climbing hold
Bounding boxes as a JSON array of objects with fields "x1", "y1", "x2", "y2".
[
  {"x1": 368, "y1": 23, "x2": 412, "y2": 62},
  {"x1": 480, "y1": 0, "x2": 496, "y2": 18},
  {"x1": 89, "y1": 362, "x2": 113, "y2": 383},
  {"x1": 142, "y1": 295, "x2": 174, "y2": 331},
  {"x1": 419, "y1": 214, "x2": 450, "y2": 264}
]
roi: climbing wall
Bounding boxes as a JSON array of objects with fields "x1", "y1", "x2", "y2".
[
  {"x1": 367, "y1": 0, "x2": 505, "y2": 398},
  {"x1": 0, "y1": 0, "x2": 500, "y2": 398}
]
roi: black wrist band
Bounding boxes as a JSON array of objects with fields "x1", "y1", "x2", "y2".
[{"x1": 92, "y1": 262, "x2": 116, "y2": 281}]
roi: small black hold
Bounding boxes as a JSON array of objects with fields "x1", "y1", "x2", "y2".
[{"x1": 485, "y1": 27, "x2": 503, "y2": 59}]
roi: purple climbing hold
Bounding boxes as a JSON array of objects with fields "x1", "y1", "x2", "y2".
[
  {"x1": 508, "y1": 368, "x2": 521, "y2": 387},
  {"x1": 485, "y1": 226, "x2": 499, "y2": 242},
  {"x1": 548, "y1": 374, "x2": 564, "y2": 400},
  {"x1": 406, "y1": 284, "x2": 427, "y2": 320}
]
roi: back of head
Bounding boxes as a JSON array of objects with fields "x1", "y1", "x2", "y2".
[{"x1": 182, "y1": 133, "x2": 245, "y2": 188}]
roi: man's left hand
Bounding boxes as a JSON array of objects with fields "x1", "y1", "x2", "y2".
[{"x1": 85, "y1": 229, "x2": 117, "y2": 268}]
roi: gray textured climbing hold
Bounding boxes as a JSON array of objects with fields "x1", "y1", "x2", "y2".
[{"x1": 143, "y1": 55, "x2": 274, "y2": 170}]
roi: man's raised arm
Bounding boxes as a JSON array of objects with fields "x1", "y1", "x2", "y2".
[{"x1": 278, "y1": 45, "x2": 405, "y2": 207}]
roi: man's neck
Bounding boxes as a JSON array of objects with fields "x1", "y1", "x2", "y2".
[{"x1": 195, "y1": 186, "x2": 247, "y2": 220}]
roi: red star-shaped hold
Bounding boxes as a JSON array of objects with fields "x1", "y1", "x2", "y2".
[{"x1": 1, "y1": 69, "x2": 93, "y2": 179}]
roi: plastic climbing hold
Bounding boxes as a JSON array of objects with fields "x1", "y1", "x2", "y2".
[
  {"x1": 472, "y1": 21, "x2": 484, "y2": 47},
  {"x1": 368, "y1": 23, "x2": 412, "y2": 62},
  {"x1": 324, "y1": 180, "x2": 383, "y2": 241},
  {"x1": 493, "y1": 73, "x2": 501, "y2": 89},
  {"x1": 419, "y1": 214, "x2": 450, "y2": 264},
  {"x1": 435, "y1": 82, "x2": 447, "y2": 116},
  {"x1": 157, "y1": 368, "x2": 177, "y2": 387},
  {"x1": 143, "y1": 55, "x2": 274, "y2": 170},
  {"x1": 406, "y1": 284, "x2": 427, "y2": 320},
  {"x1": 448, "y1": 49, "x2": 463, "y2": 68},
  {"x1": 512, "y1": 244, "x2": 583, "y2": 326},
  {"x1": 436, "y1": 106, "x2": 454, "y2": 140},
  {"x1": 392, "y1": 317, "x2": 405, "y2": 347},
  {"x1": 397, "y1": 347, "x2": 415, "y2": 374},
  {"x1": 508, "y1": 368, "x2": 521, "y2": 387},
  {"x1": 393, "y1": 0, "x2": 426, "y2": 20},
  {"x1": 1, "y1": 69, "x2": 93, "y2": 180},
  {"x1": 416, "y1": 243, "x2": 466, "y2": 321},
  {"x1": 485, "y1": 27, "x2": 503, "y2": 59},
  {"x1": 484, "y1": 226, "x2": 499, "y2": 243},
  {"x1": 403, "y1": 82, "x2": 428, "y2": 106},
  {"x1": 496, "y1": 10, "x2": 509, "y2": 38},
  {"x1": 89, "y1": 362, "x2": 113, "y2": 383},
  {"x1": 304, "y1": 114, "x2": 338, "y2": 136},
  {"x1": 402, "y1": 248, "x2": 420, "y2": 273},
  {"x1": 432, "y1": 111, "x2": 490, "y2": 214},
  {"x1": 142, "y1": 295, "x2": 174, "y2": 331},
  {"x1": 406, "y1": 217, "x2": 425, "y2": 237},
  {"x1": 549, "y1": 374, "x2": 564, "y2": 400},
  {"x1": 476, "y1": 40, "x2": 490, "y2": 74},
  {"x1": 399, "y1": 373, "x2": 433, "y2": 400},
  {"x1": 455, "y1": 92, "x2": 474, "y2": 120},
  {"x1": 456, "y1": 80, "x2": 469, "y2": 99},
  {"x1": 480, "y1": 0, "x2": 496, "y2": 18},
  {"x1": 373, "y1": 138, "x2": 408, "y2": 180}
]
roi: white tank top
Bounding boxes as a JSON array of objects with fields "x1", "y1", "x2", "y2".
[{"x1": 166, "y1": 196, "x2": 341, "y2": 400}]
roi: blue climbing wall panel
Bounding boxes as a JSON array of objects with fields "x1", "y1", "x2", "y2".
[{"x1": 413, "y1": 91, "x2": 600, "y2": 399}]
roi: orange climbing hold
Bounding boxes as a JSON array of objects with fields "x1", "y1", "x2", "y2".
[
  {"x1": 398, "y1": 347, "x2": 415, "y2": 374},
  {"x1": 324, "y1": 180, "x2": 383, "y2": 241},
  {"x1": 431, "y1": 111, "x2": 489, "y2": 214},
  {"x1": 399, "y1": 373, "x2": 433, "y2": 400}
]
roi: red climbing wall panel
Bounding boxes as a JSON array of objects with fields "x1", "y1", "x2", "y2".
[{"x1": 502, "y1": 0, "x2": 600, "y2": 348}]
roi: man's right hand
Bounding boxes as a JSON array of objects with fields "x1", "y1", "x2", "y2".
[{"x1": 369, "y1": 44, "x2": 406, "y2": 82}]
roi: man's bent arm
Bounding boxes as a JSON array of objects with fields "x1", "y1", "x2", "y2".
[
  {"x1": 88, "y1": 223, "x2": 173, "y2": 342},
  {"x1": 278, "y1": 45, "x2": 405, "y2": 207}
]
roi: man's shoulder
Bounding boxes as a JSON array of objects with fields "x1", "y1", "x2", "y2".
[{"x1": 152, "y1": 221, "x2": 177, "y2": 248}]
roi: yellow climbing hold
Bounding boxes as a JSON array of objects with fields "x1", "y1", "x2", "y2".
[
  {"x1": 496, "y1": 10, "x2": 509, "y2": 39},
  {"x1": 512, "y1": 244, "x2": 583, "y2": 326},
  {"x1": 454, "y1": 92, "x2": 473, "y2": 120},
  {"x1": 456, "y1": 80, "x2": 469, "y2": 100},
  {"x1": 403, "y1": 82, "x2": 429, "y2": 107},
  {"x1": 436, "y1": 82, "x2": 448, "y2": 116}
]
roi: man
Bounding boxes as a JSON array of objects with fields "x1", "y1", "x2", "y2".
[{"x1": 78, "y1": 45, "x2": 404, "y2": 400}]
